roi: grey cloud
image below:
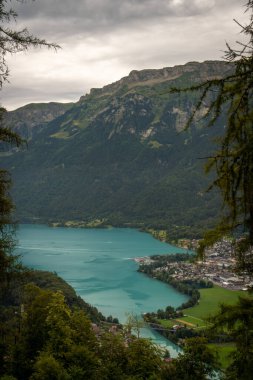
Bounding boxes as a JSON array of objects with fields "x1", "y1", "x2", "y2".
[
  {"x1": 17, "y1": 0, "x2": 243, "y2": 18},
  {"x1": 11, "y1": 0, "x2": 246, "y2": 52},
  {"x1": 1, "y1": 0, "x2": 248, "y2": 110},
  {"x1": 13, "y1": 0, "x2": 242, "y2": 38},
  {"x1": 15, "y1": 0, "x2": 213, "y2": 19}
]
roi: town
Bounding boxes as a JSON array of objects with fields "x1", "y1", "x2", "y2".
[{"x1": 135, "y1": 239, "x2": 253, "y2": 291}]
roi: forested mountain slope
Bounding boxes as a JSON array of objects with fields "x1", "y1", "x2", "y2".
[{"x1": 1, "y1": 61, "x2": 232, "y2": 238}]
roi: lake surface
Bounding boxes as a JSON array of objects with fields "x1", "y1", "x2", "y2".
[{"x1": 16, "y1": 224, "x2": 189, "y2": 356}]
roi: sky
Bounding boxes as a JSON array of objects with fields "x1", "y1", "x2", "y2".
[{"x1": 1, "y1": 0, "x2": 249, "y2": 110}]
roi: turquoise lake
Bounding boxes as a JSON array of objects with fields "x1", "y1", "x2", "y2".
[{"x1": 16, "y1": 224, "x2": 189, "y2": 356}]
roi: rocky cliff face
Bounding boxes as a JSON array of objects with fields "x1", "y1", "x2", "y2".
[
  {"x1": 84, "y1": 60, "x2": 230, "y2": 98},
  {"x1": 1, "y1": 61, "x2": 230, "y2": 237},
  {"x1": 4, "y1": 102, "x2": 73, "y2": 140}
]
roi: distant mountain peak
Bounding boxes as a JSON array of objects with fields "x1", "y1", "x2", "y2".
[
  {"x1": 81, "y1": 60, "x2": 231, "y2": 101},
  {"x1": 2, "y1": 60, "x2": 230, "y2": 237}
]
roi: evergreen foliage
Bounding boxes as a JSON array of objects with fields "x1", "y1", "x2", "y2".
[
  {"x1": 0, "y1": 109, "x2": 22, "y2": 303},
  {"x1": 0, "y1": 0, "x2": 59, "y2": 87},
  {"x1": 1, "y1": 61, "x2": 228, "y2": 239},
  {"x1": 172, "y1": 1, "x2": 253, "y2": 262},
  {"x1": 162, "y1": 337, "x2": 219, "y2": 380},
  {"x1": 0, "y1": 2, "x2": 252, "y2": 379},
  {"x1": 210, "y1": 297, "x2": 253, "y2": 380},
  {"x1": 0, "y1": 0, "x2": 59, "y2": 301},
  {"x1": 0, "y1": 283, "x2": 167, "y2": 379}
]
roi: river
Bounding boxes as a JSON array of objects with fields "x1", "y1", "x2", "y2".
[{"x1": 16, "y1": 224, "x2": 189, "y2": 356}]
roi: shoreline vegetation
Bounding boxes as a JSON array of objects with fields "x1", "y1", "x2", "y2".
[
  {"x1": 48, "y1": 219, "x2": 198, "y2": 250},
  {"x1": 1, "y1": 267, "x2": 169, "y2": 379},
  {"x1": 136, "y1": 253, "x2": 251, "y2": 370},
  {"x1": 24, "y1": 222, "x2": 251, "y2": 370}
]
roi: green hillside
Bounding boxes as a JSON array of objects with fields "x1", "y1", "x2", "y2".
[{"x1": 1, "y1": 61, "x2": 232, "y2": 238}]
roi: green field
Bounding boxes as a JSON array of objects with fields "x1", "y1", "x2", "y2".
[
  {"x1": 178, "y1": 314, "x2": 208, "y2": 328},
  {"x1": 158, "y1": 286, "x2": 248, "y2": 329},
  {"x1": 156, "y1": 286, "x2": 248, "y2": 370},
  {"x1": 158, "y1": 319, "x2": 177, "y2": 328},
  {"x1": 182, "y1": 285, "x2": 247, "y2": 323}
]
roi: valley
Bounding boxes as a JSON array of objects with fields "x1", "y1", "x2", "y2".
[{"x1": 1, "y1": 61, "x2": 232, "y2": 240}]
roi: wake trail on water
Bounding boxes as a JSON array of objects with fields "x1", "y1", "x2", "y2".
[{"x1": 16, "y1": 246, "x2": 90, "y2": 253}]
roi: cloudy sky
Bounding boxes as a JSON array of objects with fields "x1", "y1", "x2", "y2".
[{"x1": 1, "y1": 0, "x2": 249, "y2": 110}]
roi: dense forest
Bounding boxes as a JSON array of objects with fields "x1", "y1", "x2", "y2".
[
  {"x1": 1, "y1": 0, "x2": 253, "y2": 379},
  {"x1": 1, "y1": 61, "x2": 229, "y2": 240},
  {"x1": 0, "y1": 269, "x2": 167, "y2": 379}
]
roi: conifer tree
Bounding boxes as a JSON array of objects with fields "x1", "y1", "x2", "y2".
[
  {"x1": 0, "y1": 0, "x2": 59, "y2": 87},
  {"x1": 0, "y1": 0, "x2": 59, "y2": 300},
  {"x1": 210, "y1": 297, "x2": 253, "y2": 380},
  {"x1": 173, "y1": 1, "x2": 253, "y2": 266}
]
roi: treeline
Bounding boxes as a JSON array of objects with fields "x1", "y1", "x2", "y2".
[
  {"x1": 155, "y1": 323, "x2": 201, "y2": 346},
  {"x1": 0, "y1": 260, "x2": 223, "y2": 380},
  {"x1": 0, "y1": 282, "x2": 165, "y2": 379},
  {"x1": 139, "y1": 254, "x2": 214, "y2": 345},
  {"x1": 1, "y1": 269, "x2": 109, "y2": 324},
  {"x1": 144, "y1": 305, "x2": 183, "y2": 324},
  {"x1": 145, "y1": 273, "x2": 213, "y2": 316},
  {"x1": 1, "y1": 263, "x2": 180, "y2": 380},
  {"x1": 139, "y1": 253, "x2": 213, "y2": 311}
]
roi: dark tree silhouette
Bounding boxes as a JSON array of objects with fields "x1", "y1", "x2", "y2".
[
  {"x1": 0, "y1": 0, "x2": 59, "y2": 300},
  {"x1": 172, "y1": 2, "x2": 253, "y2": 268}
]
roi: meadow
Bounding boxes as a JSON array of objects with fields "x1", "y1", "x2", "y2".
[{"x1": 181, "y1": 285, "x2": 247, "y2": 324}]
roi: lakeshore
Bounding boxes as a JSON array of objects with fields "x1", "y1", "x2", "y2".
[
  {"x1": 16, "y1": 223, "x2": 252, "y2": 364},
  {"x1": 135, "y1": 245, "x2": 252, "y2": 370},
  {"x1": 136, "y1": 238, "x2": 253, "y2": 291},
  {"x1": 16, "y1": 224, "x2": 189, "y2": 355}
]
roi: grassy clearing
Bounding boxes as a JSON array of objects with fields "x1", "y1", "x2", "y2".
[
  {"x1": 158, "y1": 319, "x2": 177, "y2": 328},
  {"x1": 208, "y1": 343, "x2": 236, "y2": 369},
  {"x1": 157, "y1": 286, "x2": 247, "y2": 370},
  {"x1": 178, "y1": 315, "x2": 208, "y2": 328},
  {"x1": 182, "y1": 285, "x2": 247, "y2": 320},
  {"x1": 158, "y1": 286, "x2": 249, "y2": 329},
  {"x1": 158, "y1": 317, "x2": 204, "y2": 328}
]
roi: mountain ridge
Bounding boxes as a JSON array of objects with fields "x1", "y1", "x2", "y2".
[
  {"x1": 4, "y1": 101, "x2": 73, "y2": 140},
  {"x1": 1, "y1": 60, "x2": 230, "y2": 239},
  {"x1": 85, "y1": 60, "x2": 231, "y2": 98}
]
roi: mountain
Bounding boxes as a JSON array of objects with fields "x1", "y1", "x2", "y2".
[
  {"x1": 1, "y1": 61, "x2": 232, "y2": 238},
  {"x1": 4, "y1": 102, "x2": 73, "y2": 140}
]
